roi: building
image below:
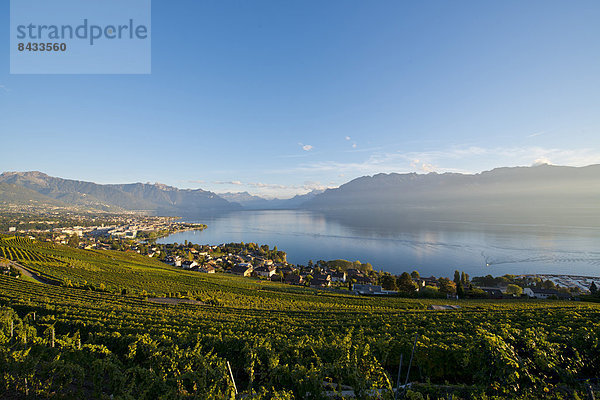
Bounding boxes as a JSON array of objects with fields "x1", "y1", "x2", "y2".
[
  {"x1": 313, "y1": 273, "x2": 331, "y2": 282},
  {"x1": 284, "y1": 274, "x2": 303, "y2": 285},
  {"x1": 182, "y1": 260, "x2": 198, "y2": 269},
  {"x1": 254, "y1": 265, "x2": 276, "y2": 278},
  {"x1": 199, "y1": 265, "x2": 216, "y2": 274},
  {"x1": 346, "y1": 268, "x2": 361, "y2": 278},
  {"x1": 310, "y1": 278, "x2": 331, "y2": 288},
  {"x1": 354, "y1": 275, "x2": 373, "y2": 284},
  {"x1": 523, "y1": 288, "x2": 571, "y2": 300},
  {"x1": 279, "y1": 266, "x2": 296, "y2": 275},
  {"x1": 231, "y1": 264, "x2": 253, "y2": 277},
  {"x1": 480, "y1": 288, "x2": 504, "y2": 299},
  {"x1": 352, "y1": 284, "x2": 382, "y2": 295},
  {"x1": 330, "y1": 271, "x2": 347, "y2": 283}
]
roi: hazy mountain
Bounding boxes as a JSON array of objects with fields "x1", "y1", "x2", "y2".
[
  {"x1": 219, "y1": 192, "x2": 270, "y2": 208},
  {"x1": 219, "y1": 189, "x2": 324, "y2": 210},
  {"x1": 0, "y1": 171, "x2": 241, "y2": 216},
  {"x1": 302, "y1": 164, "x2": 600, "y2": 226}
]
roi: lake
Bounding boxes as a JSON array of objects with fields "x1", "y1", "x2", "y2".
[{"x1": 157, "y1": 210, "x2": 600, "y2": 277}]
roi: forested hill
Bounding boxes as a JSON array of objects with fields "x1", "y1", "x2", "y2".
[
  {"x1": 0, "y1": 171, "x2": 240, "y2": 215},
  {"x1": 302, "y1": 164, "x2": 600, "y2": 226}
]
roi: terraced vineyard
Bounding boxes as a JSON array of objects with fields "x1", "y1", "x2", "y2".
[{"x1": 0, "y1": 236, "x2": 599, "y2": 399}]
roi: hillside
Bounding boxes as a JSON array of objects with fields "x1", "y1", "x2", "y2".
[
  {"x1": 303, "y1": 164, "x2": 600, "y2": 226},
  {"x1": 0, "y1": 236, "x2": 598, "y2": 398},
  {"x1": 0, "y1": 182, "x2": 68, "y2": 208},
  {"x1": 0, "y1": 171, "x2": 240, "y2": 216}
]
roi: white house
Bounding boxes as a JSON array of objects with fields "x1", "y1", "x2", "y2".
[{"x1": 524, "y1": 288, "x2": 570, "y2": 299}]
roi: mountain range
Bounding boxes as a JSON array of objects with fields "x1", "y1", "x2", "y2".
[
  {"x1": 301, "y1": 164, "x2": 600, "y2": 226},
  {"x1": 1, "y1": 164, "x2": 599, "y2": 225},
  {"x1": 218, "y1": 190, "x2": 323, "y2": 210},
  {"x1": 0, "y1": 171, "x2": 239, "y2": 216}
]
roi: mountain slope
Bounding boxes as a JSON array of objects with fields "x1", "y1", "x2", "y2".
[
  {"x1": 0, "y1": 182, "x2": 68, "y2": 207},
  {"x1": 0, "y1": 171, "x2": 240, "y2": 216},
  {"x1": 302, "y1": 164, "x2": 600, "y2": 226}
]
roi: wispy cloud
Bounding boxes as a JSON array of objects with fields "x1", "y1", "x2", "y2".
[
  {"x1": 345, "y1": 136, "x2": 351, "y2": 141},
  {"x1": 291, "y1": 145, "x2": 600, "y2": 176},
  {"x1": 298, "y1": 142, "x2": 313, "y2": 151},
  {"x1": 0, "y1": 85, "x2": 9, "y2": 93},
  {"x1": 213, "y1": 180, "x2": 243, "y2": 185},
  {"x1": 213, "y1": 179, "x2": 334, "y2": 198},
  {"x1": 527, "y1": 131, "x2": 546, "y2": 138},
  {"x1": 188, "y1": 179, "x2": 206, "y2": 184}
]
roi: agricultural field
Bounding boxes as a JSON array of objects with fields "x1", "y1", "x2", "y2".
[{"x1": 0, "y1": 236, "x2": 599, "y2": 399}]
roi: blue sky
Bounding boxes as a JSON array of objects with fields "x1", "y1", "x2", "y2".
[{"x1": 1, "y1": 0, "x2": 600, "y2": 198}]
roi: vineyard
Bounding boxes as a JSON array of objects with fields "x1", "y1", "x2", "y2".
[{"x1": 0, "y1": 236, "x2": 599, "y2": 399}]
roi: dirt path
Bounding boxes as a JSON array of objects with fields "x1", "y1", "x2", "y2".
[{"x1": 8, "y1": 261, "x2": 53, "y2": 285}]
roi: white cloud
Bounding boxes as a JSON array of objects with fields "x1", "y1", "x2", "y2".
[
  {"x1": 345, "y1": 136, "x2": 351, "y2": 141},
  {"x1": 302, "y1": 181, "x2": 329, "y2": 191},
  {"x1": 188, "y1": 179, "x2": 206, "y2": 184},
  {"x1": 352, "y1": 143, "x2": 357, "y2": 149},
  {"x1": 532, "y1": 157, "x2": 552, "y2": 166},
  {"x1": 298, "y1": 142, "x2": 313, "y2": 151},
  {"x1": 247, "y1": 182, "x2": 288, "y2": 189},
  {"x1": 214, "y1": 179, "x2": 335, "y2": 199},
  {"x1": 528, "y1": 131, "x2": 546, "y2": 138},
  {"x1": 213, "y1": 180, "x2": 243, "y2": 185},
  {"x1": 291, "y1": 145, "x2": 600, "y2": 177}
]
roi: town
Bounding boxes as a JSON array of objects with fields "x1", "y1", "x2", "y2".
[{"x1": 1, "y1": 211, "x2": 598, "y2": 301}]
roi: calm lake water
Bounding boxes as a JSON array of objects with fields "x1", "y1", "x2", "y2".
[{"x1": 157, "y1": 210, "x2": 600, "y2": 277}]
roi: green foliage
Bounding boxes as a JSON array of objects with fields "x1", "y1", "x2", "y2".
[
  {"x1": 0, "y1": 238, "x2": 598, "y2": 399},
  {"x1": 506, "y1": 284, "x2": 523, "y2": 296},
  {"x1": 397, "y1": 272, "x2": 418, "y2": 293},
  {"x1": 67, "y1": 234, "x2": 79, "y2": 248}
]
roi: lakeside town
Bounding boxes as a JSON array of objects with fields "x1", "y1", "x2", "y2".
[
  {"x1": 0, "y1": 212, "x2": 206, "y2": 247},
  {"x1": 1, "y1": 211, "x2": 599, "y2": 301}
]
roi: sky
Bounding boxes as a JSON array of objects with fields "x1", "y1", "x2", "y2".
[{"x1": 1, "y1": 0, "x2": 600, "y2": 198}]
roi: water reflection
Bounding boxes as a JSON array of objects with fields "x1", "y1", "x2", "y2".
[{"x1": 158, "y1": 210, "x2": 600, "y2": 277}]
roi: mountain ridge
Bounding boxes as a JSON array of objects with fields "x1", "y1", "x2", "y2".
[
  {"x1": 0, "y1": 171, "x2": 240, "y2": 216},
  {"x1": 302, "y1": 164, "x2": 600, "y2": 226}
]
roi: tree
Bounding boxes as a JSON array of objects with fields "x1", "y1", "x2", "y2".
[
  {"x1": 380, "y1": 274, "x2": 398, "y2": 291},
  {"x1": 397, "y1": 272, "x2": 418, "y2": 293},
  {"x1": 453, "y1": 270, "x2": 461, "y2": 287},
  {"x1": 438, "y1": 278, "x2": 456, "y2": 295},
  {"x1": 506, "y1": 284, "x2": 523, "y2": 296},
  {"x1": 456, "y1": 281, "x2": 465, "y2": 298},
  {"x1": 305, "y1": 275, "x2": 313, "y2": 286},
  {"x1": 411, "y1": 270, "x2": 420, "y2": 280},
  {"x1": 590, "y1": 281, "x2": 598, "y2": 295},
  {"x1": 68, "y1": 234, "x2": 79, "y2": 248},
  {"x1": 542, "y1": 280, "x2": 556, "y2": 290},
  {"x1": 461, "y1": 271, "x2": 470, "y2": 285}
]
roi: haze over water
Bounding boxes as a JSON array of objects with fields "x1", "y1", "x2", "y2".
[{"x1": 157, "y1": 210, "x2": 600, "y2": 278}]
